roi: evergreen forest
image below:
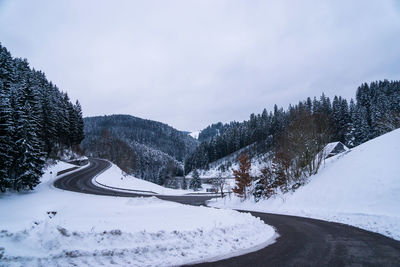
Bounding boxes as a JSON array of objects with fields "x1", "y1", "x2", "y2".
[
  {"x1": 0, "y1": 43, "x2": 84, "y2": 191},
  {"x1": 185, "y1": 80, "x2": 400, "y2": 175}
]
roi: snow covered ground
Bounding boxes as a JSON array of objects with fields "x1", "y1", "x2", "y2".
[
  {"x1": 187, "y1": 153, "x2": 269, "y2": 179},
  {"x1": 209, "y1": 129, "x2": 400, "y2": 241},
  {"x1": 94, "y1": 163, "x2": 217, "y2": 195},
  {"x1": 189, "y1": 130, "x2": 200, "y2": 139},
  {"x1": 0, "y1": 161, "x2": 276, "y2": 266}
]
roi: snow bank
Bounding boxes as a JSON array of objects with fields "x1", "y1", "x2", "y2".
[
  {"x1": 0, "y1": 161, "x2": 276, "y2": 266},
  {"x1": 210, "y1": 129, "x2": 400, "y2": 240},
  {"x1": 95, "y1": 164, "x2": 188, "y2": 195},
  {"x1": 94, "y1": 163, "x2": 219, "y2": 195}
]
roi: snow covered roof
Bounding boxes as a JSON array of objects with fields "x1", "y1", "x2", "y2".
[{"x1": 322, "y1": 142, "x2": 349, "y2": 158}]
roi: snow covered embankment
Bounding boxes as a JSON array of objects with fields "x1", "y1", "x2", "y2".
[
  {"x1": 209, "y1": 128, "x2": 400, "y2": 240},
  {"x1": 0, "y1": 161, "x2": 276, "y2": 266},
  {"x1": 94, "y1": 163, "x2": 219, "y2": 195},
  {"x1": 94, "y1": 164, "x2": 189, "y2": 195}
]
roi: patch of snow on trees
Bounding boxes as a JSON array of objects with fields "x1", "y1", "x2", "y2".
[{"x1": 0, "y1": 43, "x2": 84, "y2": 192}]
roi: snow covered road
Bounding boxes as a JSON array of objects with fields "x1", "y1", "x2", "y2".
[{"x1": 54, "y1": 158, "x2": 217, "y2": 205}]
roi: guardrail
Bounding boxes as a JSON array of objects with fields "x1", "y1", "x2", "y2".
[{"x1": 56, "y1": 166, "x2": 80, "y2": 176}]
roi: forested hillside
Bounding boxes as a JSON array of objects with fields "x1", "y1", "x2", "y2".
[
  {"x1": 186, "y1": 80, "x2": 400, "y2": 175},
  {"x1": 82, "y1": 115, "x2": 198, "y2": 184},
  {"x1": 197, "y1": 122, "x2": 230, "y2": 142},
  {"x1": 0, "y1": 43, "x2": 84, "y2": 192}
]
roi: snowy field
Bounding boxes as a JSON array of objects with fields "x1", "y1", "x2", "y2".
[
  {"x1": 0, "y1": 162, "x2": 276, "y2": 266},
  {"x1": 94, "y1": 164, "x2": 217, "y2": 195},
  {"x1": 209, "y1": 129, "x2": 400, "y2": 241}
]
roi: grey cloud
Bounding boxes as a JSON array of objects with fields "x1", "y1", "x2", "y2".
[{"x1": 1, "y1": 0, "x2": 399, "y2": 130}]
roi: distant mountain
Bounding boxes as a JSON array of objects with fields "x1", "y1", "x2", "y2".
[{"x1": 82, "y1": 114, "x2": 199, "y2": 184}]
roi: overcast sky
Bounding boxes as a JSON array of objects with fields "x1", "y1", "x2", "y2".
[{"x1": 1, "y1": 1, "x2": 400, "y2": 131}]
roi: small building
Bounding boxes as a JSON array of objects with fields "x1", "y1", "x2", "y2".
[{"x1": 322, "y1": 142, "x2": 349, "y2": 159}]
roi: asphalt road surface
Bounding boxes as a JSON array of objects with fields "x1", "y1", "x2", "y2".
[
  {"x1": 54, "y1": 158, "x2": 400, "y2": 266},
  {"x1": 54, "y1": 158, "x2": 214, "y2": 205}
]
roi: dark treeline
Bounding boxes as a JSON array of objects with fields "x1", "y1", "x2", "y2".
[
  {"x1": 82, "y1": 115, "x2": 198, "y2": 184},
  {"x1": 0, "y1": 43, "x2": 84, "y2": 192},
  {"x1": 185, "y1": 80, "x2": 400, "y2": 174}
]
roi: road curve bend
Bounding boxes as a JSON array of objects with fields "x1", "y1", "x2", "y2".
[
  {"x1": 54, "y1": 158, "x2": 215, "y2": 205},
  {"x1": 54, "y1": 158, "x2": 400, "y2": 266}
]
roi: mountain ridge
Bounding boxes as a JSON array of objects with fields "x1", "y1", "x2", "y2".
[{"x1": 82, "y1": 114, "x2": 198, "y2": 184}]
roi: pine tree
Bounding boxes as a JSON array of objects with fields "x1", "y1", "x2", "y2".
[
  {"x1": 39, "y1": 90, "x2": 57, "y2": 155},
  {"x1": 332, "y1": 95, "x2": 341, "y2": 141},
  {"x1": 67, "y1": 99, "x2": 78, "y2": 146},
  {"x1": 182, "y1": 175, "x2": 187, "y2": 190},
  {"x1": 253, "y1": 179, "x2": 265, "y2": 202},
  {"x1": 232, "y1": 153, "x2": 252, "y2": 199},
  {"x1": 344, "y1": 99, "x2": 356, "y2": 147},
  {"x1": 0, "y1": 81, "x2": 14, "y2": 191},
  {"x1": 56, "y1": 93, "x2": 71, "y2": 146},
  {"x1": 353, "y1": 104, "x2": 370, "y2": 145},
  {"x1": 254, "y1": 166, "x2": 275, "y2": 202},
  {"x1": 189, "y1": 169, "x2": 202, "y2": 191},
  {"x1": 11, "y1": 101, "x2": 45, "y2": 191},
  {"x1": 0, "y1": 44, "x2": 15, "y2": 89},
  {"x1": 74, "y1": 100, "x2": 85, "y2": 144}
]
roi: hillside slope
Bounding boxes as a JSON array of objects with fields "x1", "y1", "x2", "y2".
[
  {"x1": 186, "y1": 80, "x2": 400, "y2": 175},
  {"x1": 82, "y1": 115, "x2": 198, "y2": 184},
  {"x1": 83, "y1": 115, "x2": 198, "y2": 161},
  {"x1": 210, "y1": 128, "x2": 400, "y2": 240}
]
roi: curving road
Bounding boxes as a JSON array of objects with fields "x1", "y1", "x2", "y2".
[
  {"x1": 54, "y1": 158, "x2": 400, "y2": 266},
  {"x1": 54, "y1": 158, "x2": 215, "y2": 205}
]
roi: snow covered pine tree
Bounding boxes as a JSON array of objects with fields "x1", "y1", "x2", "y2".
[
  {"x1": 0, "y1": 43, "x2": 85, "y2": 192},
  {"x1": 189, "y1": 169, "x2": 202, "y2": 191}
]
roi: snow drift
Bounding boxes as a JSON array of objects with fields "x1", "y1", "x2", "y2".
[{"x1": 94, "y1": 163, "x2": 211, "y2": 195}]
